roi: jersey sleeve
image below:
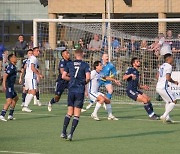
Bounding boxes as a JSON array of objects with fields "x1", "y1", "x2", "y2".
[
  {"x1": 125, "y1": 67, "x2": 132, "y2": 75},
  {"x1": 85, "y1": 63, "x2": 90, "y2": 74},
  {"x1": 30, "y1": 56, "x2": 37, "y2": 65},
  {"x1": 165, "y1": 64, "x2": 172, "y2": 74},
  {"x1": 5, "y1": 65, "x2": 14, "y2": 75},
  {"x1": 64, "y1": 62, "x2": 70, "y2": 73},
  {"x1": 59, "y1": 59, "x2": 65, "y2": 69},
  {"x1": 90, "y1": 70, "x2": 96, "y2": 79}
]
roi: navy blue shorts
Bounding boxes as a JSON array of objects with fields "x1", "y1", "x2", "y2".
[
  {"x1": 68, "y1": 92, "x2": 84, "y2": 109},
  {"x1": 6, "y1": 87, "x2": 17, "y2": 99},
  {"x1": 126, "y1": 89, "x2": 143, "y2": 101},
  {"x1": 55, "y1": 80, "x2": 68, "y2": 96}
]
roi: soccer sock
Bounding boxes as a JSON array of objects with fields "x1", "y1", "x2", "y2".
[
  {"x1": 165, "y1": 102, "x2": 170, "y2": 119},
  {"x1": 148, "y1": 102, "x2": 154, "y2": 112},
  {"x1": 22, "y1": 92, "x2": 27, "y2": 103},
  {"x1": 144, "y1": 103, "x2": 154, "y2": 117},
  {"x1": 90, "y1": 100, "x2": 94, "y2": 104},
  {"x1": 92, "y1": 102, "x2": 101, "y2": 116},
  {"x1": 9, "y1": 107, "x2": 15, "y2": 116},
  {"x1": 70, "y1": 116, "x2": 79, "y2": 136},
  {"x1": 36, "y1": 91, "x2": 40, "y2": 100},
  {"x1": 50, "y1": 98, "x2": 56, "y2": 105},
  {"x1": 162, "y1": 102, "x2": 175, "y2": 119},
  {"x1": 62, "y1": 114, "x2": 71, "y2": 134},
  {"x1": 106, "y1": 93, "x2": 112, "y2": 99},
  {"x1": 106, "y1": 104, "x2": 113, "y2": 117},
  {"x1": 1, "y1": 109, "x2": 7, "y2": 117},
  {"x1": 24, "y1": 94, "x2": 34, "y2": 107}
]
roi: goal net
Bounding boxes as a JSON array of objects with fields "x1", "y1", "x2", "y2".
[{"x1": 33, "y1": 18, "x2": 180, "y2": 104}]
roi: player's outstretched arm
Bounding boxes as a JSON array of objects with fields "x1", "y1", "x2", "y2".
[
  {"x1": 104, "y1": 76, "x2": 121, "y2": 86},
  {"x1": 139, "y1": 84, "x2": 149, "y2": 90},
  {"x1": 2, "y1": 73, "x2": 8, "y2": 92},
  {"x1": 19, "y1": 68, "x2": 25, "y2": 84},
  {"x1": 31, "y1": 64, "x2": 43, "y2": 79},
  {"x1": 85, "y1": 72, "x2": 90, "y2": 84},
  {"x1": 166, "y1": 74, "x2": 179, "y2": 85},
  {"x1": 123, "y1": 74, "x2": 136, "y2": 80}
]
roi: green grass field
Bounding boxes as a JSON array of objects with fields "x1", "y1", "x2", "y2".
[{"x1": 0, "y1": 94, "x2": 180, "y2": 154}]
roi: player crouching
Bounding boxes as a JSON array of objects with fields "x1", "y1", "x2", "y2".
[
  {"x1": 0, "y1": 54, "x2": 18, "y2": 121},
  {"x1": 89, "y1": 61, "x2": 119, "y2": 121}
]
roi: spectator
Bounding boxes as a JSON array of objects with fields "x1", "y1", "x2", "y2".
[
  {"x1": 149, "y1": 37, "x2": 160, "y2": 57},
  {"x1": 28, "y1": 35, "x2": 34, "y2": 49},
  {"x1": 88, "y1": 34, "x2": 102, "y2": 52},
  {"x1": 172, "y1": 33, "x2": 180, "y2": 71},
  {"x1": 126, "y1": 36, "x2": 140, "y2": 57},
  {"x1": 166, "y1": 30, "x2": 173, "y2": 40},
  {"x1": 0, "y1": 44, "x2": 6, "y2": 80},
  {"x1": 140, "y1": 40, "x2": 148, "y2": 50},
  {"x1": 14, "y1": 34, "x2": 27, "y2": 57}
]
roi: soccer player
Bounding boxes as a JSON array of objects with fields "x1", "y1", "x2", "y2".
[
  {"x1": 22, "y1": 47, "x2": 43, "y2": 112},
  {"x1": 89, "y1": 61, "x2": 119, "y2": 121},
  {"x1": 48, "y1": 49, "x2": 71, "y2": 111},
  {"x1": 0, "y1": 54, "x2": 18, "y2": 121},
  {"x1": 19, "y1": 49, "x2": 33, "y2": 107},
  {"x1": 85, "y1": 53, "x2": 120, "y2": 109},
  {"x1": 60, "y1": 49, "x2": 90, "y2": 141},
  {"x1": 123, "y1": 57, "x2": 159, "y2": 120},
  {"x1": 156, "y1": 53, "x2": 178, "y2": 123}
]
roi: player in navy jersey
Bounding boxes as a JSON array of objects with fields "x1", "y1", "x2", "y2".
[
  {"x1": 48, "y1": 49, "x2": 71, "y2": 111},
  {"x1": 19, "y1": 49, "x2": 33, "y2": 107},
  {"x1": 0, "y1": 54, "x2": 18, "y2": 121},
  {"x1": 123, "y1": 57, "x2": 159, "y2": 120},
  {"x1": 61, "y1": 49, "x2": 90, "y2": 141}
]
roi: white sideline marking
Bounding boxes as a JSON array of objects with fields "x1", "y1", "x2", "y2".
[
  {"x1": 0, "y1": 151, "x2": 41, "y2": 154},
  {"x1": 14, "y1": 112, "x2": 180, "y2": 123}
]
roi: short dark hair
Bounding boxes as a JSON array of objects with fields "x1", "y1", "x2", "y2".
[
  {"x1": 8, "y1": 53, "x2": 15, "y2": 61},
  {"x1": 131, "y1": 57, "x2": 138, "y2": 66},
  {"x1": 26, "y1": 49, "x2": 33, "y2": 54},
  {"x1": 93, "y1": 61, "x2": 101, "y2": 70},
  {"x1": 75, "y1": 49, "x2": 83, "y2": 54},
  {"x1": 18, "y1": 34, "x2": 24, "y2": 37},
  {"x1": 33, "y1": 47, "x2": 39, "y2": 51},
  {"x1": 61, "y1": 49, "x2": 67, "y2": 57},
  {"x1": 164, "y1": 53, "x2": 172, "y2": 61}
]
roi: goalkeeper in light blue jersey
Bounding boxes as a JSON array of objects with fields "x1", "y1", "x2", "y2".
[{"x1": 99, "y1": 53, "x2": 120, "y2": 100}]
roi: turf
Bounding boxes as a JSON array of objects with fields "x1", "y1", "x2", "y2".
[{"x1": 0, "y1": 95, "x2": 180, "y2": 154}]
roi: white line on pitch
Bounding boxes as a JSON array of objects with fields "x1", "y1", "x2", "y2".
[{"x1": 0, "y1": 151, "x2": 41, "y2": 154}]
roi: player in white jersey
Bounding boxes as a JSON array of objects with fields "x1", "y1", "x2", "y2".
[
  {"x1": 156, "y1": 53, "x2": 179, "y2": 123},
  {"x1": 22, "y1": 47, "x2": 43, "y2": 112},
  {"x1": 89, "y1": 61, "x2": 118, "y2": 121}
]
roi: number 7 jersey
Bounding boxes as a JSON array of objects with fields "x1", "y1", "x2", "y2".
[{"x1": 156, "y1": 62, "x2": 172, "y2": 89}]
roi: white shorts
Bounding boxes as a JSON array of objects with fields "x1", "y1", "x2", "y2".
[
  {"x1": 88, "y1": 92, "x2": 104, "y2": 102},
  {"x1": 25, "y1": 78, "x2": 37, "y2": 90},
  {"x1": 156, "y1": 88, "x2": 176, "y2": 103}
]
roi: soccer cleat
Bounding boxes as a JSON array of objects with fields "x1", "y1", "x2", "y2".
[
  {"x1": 86, "y1": 103, "x2": 93, "y2": 110},
  {"x1": 81, "y1": 109, "x2": 86, "y2": 112},
  {"x1": 108, "y1": 115, "x2": 119, "y2": 121},
  {"x1": 37, "y1": 100, "x2": 42, "y2": 106},
  {"x1": 60, "y1": 133, "x2": 67, "y2": 139},
  {"x1": 0, "y1": 115, "x2": 7, "y2": 122},
  {"x1": 150, "y1": 114, "x2": 160, "y2": 120},
  {"x1": 22, "y1": 107, "x2": 32, "y2": 112},
  {"x1": 166, "y1": 117, "x2": 174, "y2": 124},
  {"x1": 20, "y1": 102, "x2": 25, "y2": 107},
  {"x1": 91, "y1": 113, "x2": 100, "y2": 121},
  {"x1": 48, "y1": 102, "x2": 52, "y2": 112},
  {"x1": 160, "y1": 116, "x2": 166, "y2": 123},
  {"x1": 67, "y1": 134, "x2": 73, "y2": 141},
  {"x1": 8, "y1": 115, "x2": 16, "y2": 120}
]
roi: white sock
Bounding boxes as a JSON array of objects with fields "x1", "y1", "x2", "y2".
[
  {"x1": 165, "y1": 102, "x2": 170, "y2": 119},
  {"x1": 24, "y1": 94, "x2": 34, "y2": 107},
  {"x1": 162, "y1": 103, "x2": 175, "y2": 119},
  {"x1": 106, "y1": 104, "x2": 113, "y2": 117},
  {"x1": 92, "y1": 102, "x2": 101, "y2": 116}
]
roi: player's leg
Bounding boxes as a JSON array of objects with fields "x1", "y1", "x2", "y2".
[
  {"x1": 34, "y1": 85, "x2": 41, "y2": 106},
  {"x1": 105, "y1": 83, "x2": 113, "y2": 99},
  {"x1": 8, "y1": 94, "x2": 18, "y2": 120},
  {"x1": 67, "y1": 93, "x2": 84, "y2": 141},
  {"x1": 21, "y1": 86, "x2": 27, "y2": 107},
  {"x1": 0, "y1": 98, "x2": 12, "y2": 122},
  {"x1": 22, "y1": 79, "x2": 37, "y2": 112}
]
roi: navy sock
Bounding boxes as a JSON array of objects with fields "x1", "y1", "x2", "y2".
[
  {"x1": 22, "y1": 92, "x2": 27, "y2": 102},
  {"x1": 148, "y1": 102, "x2": 154, "y2": 112},
  {"x1": 9, "y1": 107, "x2": 15, "y2": 116},
  {"x1": 62, "y1": 115, "x2": 71, "y2": 134},
  {"x1": 50, "y1": 98, "x2": 56, "y2": 105},
  {"x1": 144, "y1": 103, "x2": 154, "y2": 116},
  {"x1": 1, "y1": 109, "x2": 7, "y2": 117},
  {"x1": 70, "y1": 116, "x2": 79, "y2": 136},
  {"x1": 36, "y1": 91, "x2": 40, "y2": 100}
]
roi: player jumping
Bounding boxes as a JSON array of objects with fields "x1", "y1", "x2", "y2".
[
  {"x1": 156, "y1": 53, "x2": 179, "y2": 123},
  {"x1": 48, "y1": 49, "x2": 71, "y2": 111},
  {"x1": 123, "y1": 57, "x2": 159, "y2": 120},
  {"x1": 60, "y1": 49, "x2": 90, "y2": 141},
  {"x1": 90, "y1": 61, "x2": 119, "y2": 121},
  {"x1": 0, "y1": 54, "x2": 18, "y2": 121}
]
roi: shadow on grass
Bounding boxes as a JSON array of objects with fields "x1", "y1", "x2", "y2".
[{"x1": 76, "y1": 130, "x2": 179, "y2": 142}]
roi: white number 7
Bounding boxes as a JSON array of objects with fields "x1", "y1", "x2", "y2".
[{"x1": 74, "y1": 66, "x2": 80, "y2": 78}]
